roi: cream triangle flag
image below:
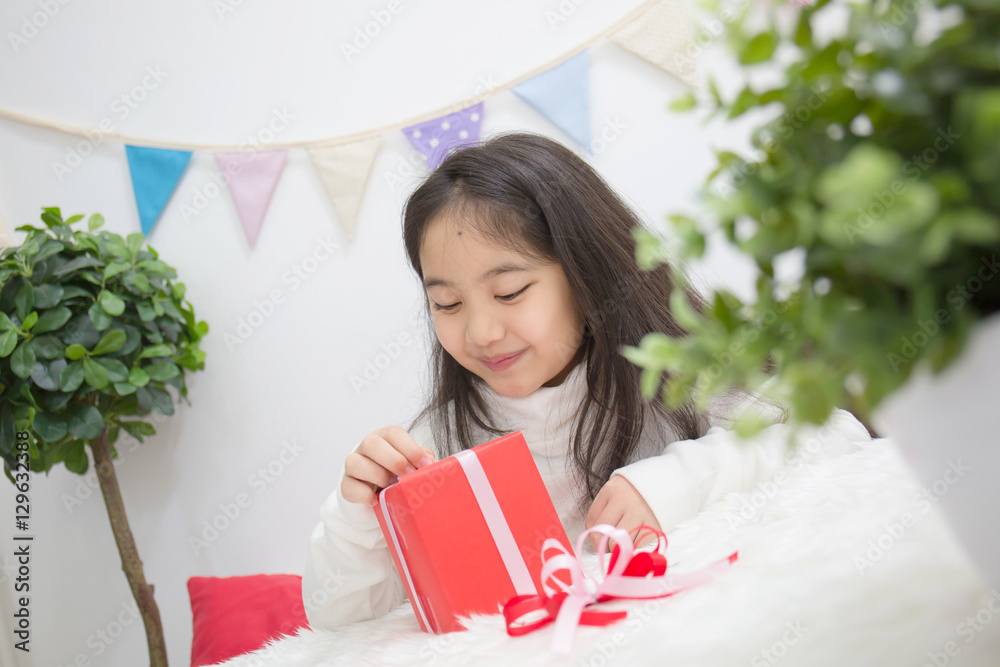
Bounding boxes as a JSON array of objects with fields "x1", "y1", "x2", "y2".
[
  {"x1": 611, "y1": 0, "x2": 700, "y2": 89},
  {"x1": 307, "y1": 136, "x2": 382, "y2": 242}
]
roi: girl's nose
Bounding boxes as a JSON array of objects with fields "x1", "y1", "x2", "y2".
[{"x1": 465, "y1": 307, "x2": 505, "y2": 348}]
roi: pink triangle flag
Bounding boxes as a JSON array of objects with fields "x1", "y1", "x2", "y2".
[
  {"x1": 214, "y1": 150, "x2": 288, "y2": 248},
  {"x1": 403, "y1": 102, "x2": 484, "y2": 170}
]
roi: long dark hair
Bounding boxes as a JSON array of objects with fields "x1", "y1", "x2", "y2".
[{"x1": 402, "y1": 132, "x2": 710, "y2": 509}]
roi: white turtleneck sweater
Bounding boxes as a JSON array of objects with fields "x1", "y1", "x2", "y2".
[{"x1": 301, "y1": 360, "x2": 872, "y2": 630}]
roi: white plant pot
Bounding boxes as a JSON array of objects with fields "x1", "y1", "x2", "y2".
[{"x1": 873, "y1": 311, "x2": 1000, "y2": 589}]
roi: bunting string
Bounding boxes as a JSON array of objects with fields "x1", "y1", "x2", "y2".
[
  {"x1": 0, "y1": 0, "x2": 696, "y2": 241},
  {"x1": 0, "y1": 0, "x2": 670, "y2": 151}
]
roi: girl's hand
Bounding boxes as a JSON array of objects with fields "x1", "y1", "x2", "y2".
[
  {"x1": 341, "y1": 426, "x2": 435, "y2": 504},
  {"x1": 584, "y1": 475, "x2": 661, "y2": 550}
]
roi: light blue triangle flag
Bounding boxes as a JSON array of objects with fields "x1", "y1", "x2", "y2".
[
  {"x1": 513, "y1": 50, "x2": 592, "y2": 154},
  {"x1": 125, "y1": 146, "x2": 192, "y2": 235}
]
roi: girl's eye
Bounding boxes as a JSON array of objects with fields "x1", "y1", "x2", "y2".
[
  {"x1": 432, "y1": 285, "x2": 531, "y2": 312},
  {"x1": 497, "y1": 284, "x2": 531, "y2": 302}
]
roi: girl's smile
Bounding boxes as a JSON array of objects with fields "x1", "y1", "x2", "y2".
[
  {"x1": 419, "y1": 211, "x2": 586, "y2": 398},
  {"x1": 478, "y1": 348, "x2": 527, "y2": 373}
]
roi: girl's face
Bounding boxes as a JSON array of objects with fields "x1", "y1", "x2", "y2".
[{"x1": 419, "y1": 212, "x2": 586, "y2": 398}]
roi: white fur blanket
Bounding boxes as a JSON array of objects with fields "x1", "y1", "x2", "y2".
[{"x1": 217, "y1": 439, "x2": 1000, "y2": 666}]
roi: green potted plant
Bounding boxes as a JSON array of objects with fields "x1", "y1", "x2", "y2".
[
  {"x1": 624, "y1": 0, "x2": 999, "y2": 585},
  {"x1": 1, "y1": 208, "x2": 208, "y2": 667}
]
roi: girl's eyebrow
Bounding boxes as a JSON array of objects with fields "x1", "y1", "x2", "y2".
[{"x1": 423, "y1": 262, "x2": 533, "y2": 289}]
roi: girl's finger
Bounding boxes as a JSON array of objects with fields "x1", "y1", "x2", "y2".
[
  {"x1": 589, "y1": 505, "x2": 625, "y2": 550},
  {"x1": 358, "y1": 437, "x2": 412, "y2": 478},
  {"x1": 341, "y1": 476, "x2": 377, "y2": 505},
  {"x1": 379, "y1": 425, "x2": 436, "y2": 470},
  {"x1": 585, "y1": 487, "x2": 611, "y2": 529},
  {"x1": 344, "y1": 452, "x2": 396, "y2": 490}
]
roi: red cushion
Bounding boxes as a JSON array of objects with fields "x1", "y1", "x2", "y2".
[{"x1": 187, "y1": 574, "x2": 309, "y2": 667}]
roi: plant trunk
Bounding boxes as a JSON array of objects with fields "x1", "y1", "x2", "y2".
[{"x1": 91, "y1": 428, "x2": 169, "y2": 667}]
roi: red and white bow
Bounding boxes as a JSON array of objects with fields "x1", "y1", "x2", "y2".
[{"x1": 503, "y1": 524, "x2": 737, "y2": 654}]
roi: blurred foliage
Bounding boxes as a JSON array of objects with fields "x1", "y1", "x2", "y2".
[
  {"x1": 0, "y1": 208, "x2": 208, "y2": 479},
  {"x1": 626, "y1": 0, "x2": 1000, "y2": 431}
]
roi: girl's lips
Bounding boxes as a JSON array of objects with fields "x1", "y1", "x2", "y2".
[{"x1": 480, "y1": 349, "x2": 526, "y2": 372}]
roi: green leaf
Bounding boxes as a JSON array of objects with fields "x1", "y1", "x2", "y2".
[
  {"x1": 65, "y1": 344, "x2": 88, "y2": 360},
  {"x1": 122, "y1": 420, "x2": 156, "y2": 437},
  {"x1": 91, "y1": 330, "x2": 126, "y2": 355},
  {"x1": 128, "y1": 366, "x2": 150, "y2": 387},
  {"x1": 100, "y1": 291, "x2": 126, "y2": 317},
  {"x1": 103, "y1": 262, "x2": 131, "y2": 279},
  {"x1": 670, "y1": 289, "x2": 703, "y2": 332},
  {"x1": 65, "y1": 214, "x2": 84, "y2": 224},
  {"x1": 0, "y1": 406, "x2": 15, "y2": 458},
  {"x1": 144, "y1": 361, "x2": 179, "y2": 381},
  {"x1": 113, "y1": 381, "x2": 138, "y2": 396},
  {"x1": 32, "y1": 284, "x2": 65, "y2": 309},
  {"x1": 0, "y1": 329, "x2": 16, "y2": 357},
  {"x1": 947, "y1": 208, "x2": 1000, "y2": 244},
  {"x1": 82, "y1": 356, "x2": 109, "y2": 389},
  {"x1": 41, "y1": 209, "x2": 63, "y2": 228},
  {"x1": 95, "y1": 357, "x2": 129, "y2": 382},
  {"x1": 33, "y1": 412, "x2": 68, "y2": 443},
  {"x1": 734, "y1": 414, "x2": 770, "y2": 439},
  {"x1": 0, "y1": 312, "x2": 13, "y2": 331},
  {"x1": 670, "y1": 92, "x2": 697, "y2": 112},
  {"x1": 639, "y1": 366, "x2": 664, "y2": 400},
  {"x1": 88, "y1": 301, "x2": 112, "y2": 331},
  {"x1": 30, "y1": 335, "x2": 64, "y2": 359},
  {"x1": 88, "y1": 213, "x2": 105, "y2": 231},
  {"x1": 59, "y1": 286, "x2": 92, "y2": 301},
  {"x1": 136, "y1": 301, "x2": 157, "y2": 322},
  {"x1": 132, "y1": 273, "x2": 152, "y2": 292},
  {"x1": 32, "y1": 306, "x2": 72, "y2": 334},
  {"x1": 138, "y1": 344, "x2": 173, "y2": 359},
  {"x1": 15, "y1": 282, "x2": 34, "y2": 321},
  {"x1": 740, "y1": 32, "x2": 776, "y2": 65},
  {"x1": 52, "y1": 255, "x2": 103, "y2": 276},
  {"x1": 30, "y1": 358, "x2": 66, "y2": 391},
  {"x1": 41, "y1": 389, "x2": 73, "y2": 413},
  {"x1": 146, "y1": 385, "x2": 175, "y2": 416},
  {"x1": 18, "y1": 384, "x2": 40, "y2": 411},
  {"x1": 33, "y1": 240, "x2": 64, "y2": 264},
  {"x1": 59, "y1": 360, "x2": 85, "y2": 392},
  {"x1": 11, "y1": 343, "x2": 36, "y2": 378},
  {"x1": 20, "y1": 311, "x2": 38, "y2": 331},
  {"x1": 63, "y1": 440, "x2": 89, "y2": 474},
  {"x1": 126, "y1": 233, "x2": 145, "y2": 255},
  {"x1": 137, "y1": 259, "x2": 169, "y2": 273},
  {"x1": 727, "y1": 87, "x2": 759, "y2": 119}
]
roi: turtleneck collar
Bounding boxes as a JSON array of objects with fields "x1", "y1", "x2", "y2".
[{"x1": 482, "y1": 358, "x2": 589, "y2": 458}]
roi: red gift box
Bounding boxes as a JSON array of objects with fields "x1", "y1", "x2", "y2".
[{"x1": 372, "y1": 431, "x2": 574, "y2": 633}]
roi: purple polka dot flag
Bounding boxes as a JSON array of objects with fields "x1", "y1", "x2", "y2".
[{"x1": 403, "y1": 102, "x2": 484, "y2": 170}]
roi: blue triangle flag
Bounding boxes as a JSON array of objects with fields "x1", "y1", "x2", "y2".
[
  {"x1": 125, "y1": 146, "x2": 192, "y2": 235},
  {"x1": 513, "y1": 51, "x2": 592, "y2": 154}
]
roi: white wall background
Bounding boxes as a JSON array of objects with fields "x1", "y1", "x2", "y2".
[{"x1": 0, "y1": 1, "x2": 764, "y2": 665}]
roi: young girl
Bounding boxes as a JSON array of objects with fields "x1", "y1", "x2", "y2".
[{"x1": 302, "y1": 132, "x2": 872, "y2": 630}]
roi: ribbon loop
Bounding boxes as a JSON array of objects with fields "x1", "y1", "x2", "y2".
[{"x1": 503, "y1": 524, "x2": 737, "y2": 654}]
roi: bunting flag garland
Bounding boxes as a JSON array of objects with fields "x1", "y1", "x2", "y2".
[
  {"x1": 610, "y1": 0, "x2": 699, "y2": 89},
  {"x1": 307, "y1": 137, "x2": 381, "y2": 242},
  {"x1": 513, "y1": 50, "x2": 593, "y2": 154},
  {"x1": 403, "y1": 102, "x2": 484, "y2": 170},
  {"x1": 0, "y1": 0, "x2": 699, "y2": 246},
  {"x1": 213, "y1": 150, "x2": 288, "y2": 248},
  {"x1": 125, "y1": 146, "x2": 193, "y2": 236}
]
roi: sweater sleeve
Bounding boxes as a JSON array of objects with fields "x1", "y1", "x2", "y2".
[
  {"x1": 301, "y1": 416, "x2": 437, "y2": 630},
  {"x1": 612, "y1": 394, "x2": 873, "y2": 534}
]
